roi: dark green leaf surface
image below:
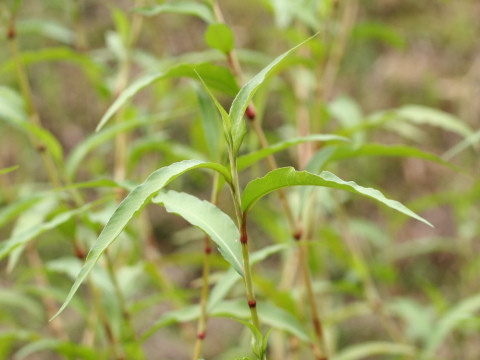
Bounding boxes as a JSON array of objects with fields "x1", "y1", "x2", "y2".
[
  {"x1": 153, "y1": 190, "x2": 244, "y2": 276},
  {"x1": 241, "y1": 167, "x2": 432, "y2": 227},
  {"x1": 52, "y1": 160, "x2": 230, "y2": 320}
]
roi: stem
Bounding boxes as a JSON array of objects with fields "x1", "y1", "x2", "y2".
[
  {"x1": 192, "y1": 173, "x2": 220, "y2": 360},
  {"x1": 229, "y1": 153, "x2": 261, "y2": 330}
]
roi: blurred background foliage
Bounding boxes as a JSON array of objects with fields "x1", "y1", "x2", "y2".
[{"x1": 0, "y1": 0, "x2": 479, "y2": 359}]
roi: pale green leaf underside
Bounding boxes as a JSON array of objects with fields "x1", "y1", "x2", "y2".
[
  {"x1": 153, "y1": 190, "x2": 244, "y2": 277},
  {"x1": 332, "y1": 342, "x2": 415, "y2": 360},
  {"x1": 241, "y1": 167, "x2": 432, "y2": 227},
  {"x1": 228, "y1": 34, "x2": 316, "y2": 154},
  {"x1": 135, "y1": 2, "x2": 215, "y2": 23},
  {"x1": 52, "y1": 160, "x2": 230, "y2": 320}
]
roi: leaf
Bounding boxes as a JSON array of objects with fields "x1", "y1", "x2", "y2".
[
  {"x1": 196, "y1": 86, "x2": 223, "y2": 160},
  {"x1": 241, "y1": 167, "x2": 433, "y2": 227},
  {"x1": 16, "y1": 19, "x2": 74, "y2": 44},
  {"x1": 443, "y1": 127, "x2": 480, "y2": 160},
  {"x1": 0, "y1": 194, "x2": 45, "y2": 228},
  {"x1": 205, "y1": 23, "x2": 235, "y2": 54},
  {"x1": 228, "y1": 34, "x2": 316, "y2": 155},
  {"x1": 134, "y1": 2, "x2": 215, "y2": 23},
  {"x1": 14, "y1": 339, "x2": 100, "y2": 360},
  {"x1": 66, "y1": 109, "x2": 192, "y2": 180},
  {"x1": 153, "y1": 190, "x2": 244, "y2": 277},
  {"x1": 97, "y1": 63, "x2": 238, "y2": 131},
  {"x1": 52, "y1": 160, "x2": 231, "y2": 320},
  {"x1": 306, "y1": 143, "x2": 461, "y2": 173},
  {"x1": 0, "y1": 201, "x2": 98, "y2": 261},
  {"x1": 237, "y1": 134, "x2": 348, "y2": 171},
  {"x1": 0, "y1": 165, "x2": 19, "y2": 175},
  {"x1": 207, "y1": 244, "x2": 291, "y2": 310},
  {"x1": 332, "y1": 342, "x2": 415, "y2": 360},
  {"x1": 421, "y1": 293, "x2": 480, "y2": 359},
  {"x1": 396, "y1": 105, "x2": 472, "y2": 138}
]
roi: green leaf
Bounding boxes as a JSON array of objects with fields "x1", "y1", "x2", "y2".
[
  {"x1": 153, "y1": 190, "x2": 244, "y2": 277},
  {"x1": 196, "y1": 86, "x2": 223, "y2": 160},
  {"x1": 422, "y1": 293, "x2": 480, "y2": 359},
  {"x1": 14, "y1": 339, "x2": 100, "y2": 360},
  {"x1": 237, "y1": 134, "x2": 348, "y2": 171},
  {"x1": 0, "y1": 201, "x2": 98, "y2": 261},
  {"x1": 332, "y1": 342, "x2": 415, "y2": 360},
  {"x1": 0, "y1": 165, "x2": 19, "y2": 175},
  {"x1": 306, "y1": 143, "x2": 461, "y2": 173},
  {"x1": 97, "y1": 63, "x2": 238, "y2": 131},
  {"x1": 443, "y1": 127, "x2": 480, "y2": 160},
  {"x1": 52, "y1": 160, "x2": 231, "y2": 320},
  {"x1": 0, "y1": 194, "x2": 45, "y2": 228},
  {"x1": 66, "y1": 109, "x2": 192, "y2": 180},
  {"x1": 228, "y1": 34, "x2": 316, "y2": 155},
  {"x1": 241, "y1": 167, "x2": 432, "y2": 227},
  {"x1": 205, "y1": 23, "x2": 235, "y2": 54},
  {"x1": 396, "y1": 105, "x2": 472, "y2": 138},
  {"x1": 16, "y1": 19, "x2": 74, "y2": 44},
  {"x1": 134, "y1": 2, "x2": 215, "y2": 23}
]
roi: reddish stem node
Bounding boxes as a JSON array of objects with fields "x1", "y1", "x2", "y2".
[
  {"x1": 205, "y1": 245, "x2": 212, "y2": 254},
  {"x1": 248, "y1": 300, "x2": 257, "y2": 308},
  {"x1": 7, "y1": 27, "x2": 16, "y2": 40},
  {"x1": 245, "y1": 104, "x2": 256, "y2": 120},
  {"x1": 293, "y1": 228, "x2": 303, "y2": 241},
  {"x1": 197, "y1": 331, "x2": 206, "y2": 340}
]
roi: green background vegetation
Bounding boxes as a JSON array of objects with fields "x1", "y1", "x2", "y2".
[{"x1": 0, "y1": 0, "x2": 479, "y2": 359}]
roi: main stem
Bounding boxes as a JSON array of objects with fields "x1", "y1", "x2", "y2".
[{"x1": 229, "y1": 153, "x2": 261, "y2": 331}]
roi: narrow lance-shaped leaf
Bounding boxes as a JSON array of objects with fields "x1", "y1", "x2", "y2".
[
  {"x1": 51, "y1": 160, "x2": 231, "y2": 320},
  {"x1": 332, "y1": 342, "x2": 415, "y2": 360},
  {"x1": 97, "y1": 63, "x2": 238, "y2": 131},
  {"x1": 134, "y1": 1, "x2": 215, "y2": 24},
  {"x1": 0, "y1": 165, "x2": 19, "y2": 175},
  {"x1": 241, "y1": 167, "x2": 433, "y2": 227},
  {"x1": 153, "y1": 190, "x2": 243, "y2": 276},
  {"x1": 0, "y1": 201, "x2": 98, "y2": 260},
  {"x1": 229, "y1": 34, "x2": 317, "y2": 155},
  {"x1": 237, "y1": 134, "x2": 349, "y2": 171}
]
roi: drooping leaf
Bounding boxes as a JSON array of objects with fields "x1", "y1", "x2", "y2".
[
  {"x1": 228, "y1": 34, "x2": 316, "y2": 155},
  {"x1": 153, "y1": 190, "x2": 244, "y2": 276},
  {"x1": 237, "y1": 134, "x2": 348, "y2": 171},
  {"x1": 421, "y1": 293, "x2": 480, "y2": 359},
  {"x1": 97, "y1": 63, "x2": 238, "y2": 131},
  {"x1": 0, "y1": 194, "x2": 46, "y2": 228},
  {"x1": 443, "y1": 127, "x2": 480, "y2": 160},
  {"x1": 396, "y1": 105, "x2": 472, "y2": 138},
  {"x1": 0, "y1": 201, "x2": 98, "y2": 261},
  {"x1": 241, "y1": 167, "x2": 432, "y2": 227},
  {"x1": 0, "y1": 165, "x2": 19, "y2": 175},
  {"x1": 66, "y1": 109, "x2": 192, "y2": 180},
  {"x1": 205, "y1": 23, "x2": 235, "y2": 54},
  {"x1": 52, "y1": 160, "x2": 230, "y2": 320},
  {"x1": 306, "y1": 143, "x2": 460, "y2": 173},
  {"x1": 332, "y1": 342, "x2": 415, "y2": 360},
  {"x1": 134, "y1": 2, "x2": 215, "y2": 23}
]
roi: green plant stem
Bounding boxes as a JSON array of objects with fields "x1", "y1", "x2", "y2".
[
  {"x1": 212, "y1": 3, "x2": 326, "y2": 356},
  {"x1": 192, "y1": 172, "x2": 220, "y2": 360},
  {"x1": 229, "y1": 153, "x2": 261, "y2": 331}
]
